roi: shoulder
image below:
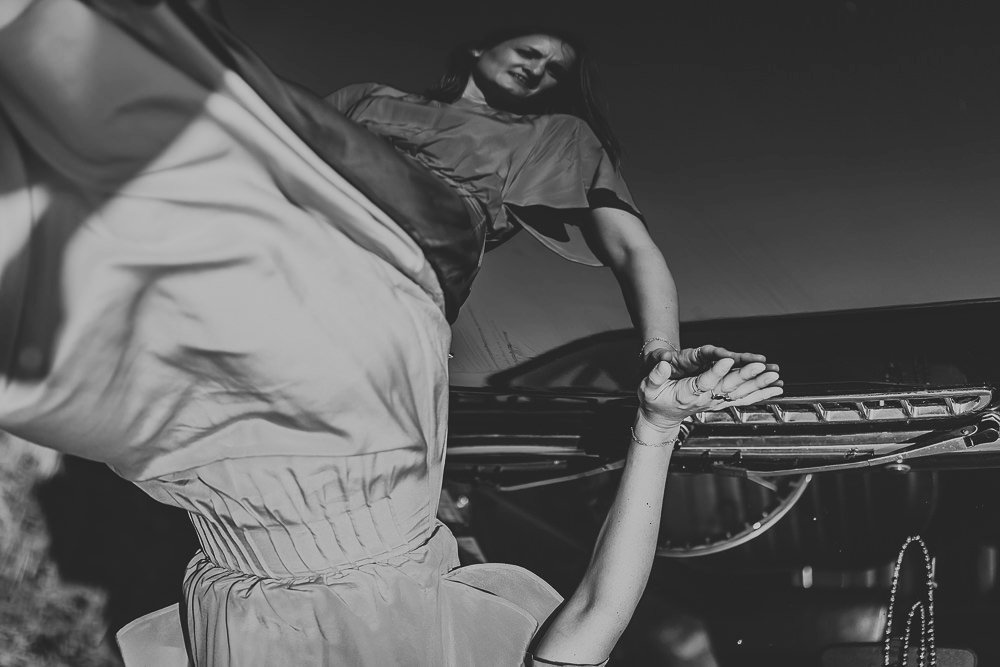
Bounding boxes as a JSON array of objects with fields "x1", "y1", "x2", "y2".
[
  {"x1": 324, "y1": 82, "x2": 401, "y2": 99},
  {"x1": 359, "y1": 83, "x2": 411, "y2": 99},
  {"x1": 535, "y1": 113, "x2": 590, "y2": 133},
  {"x1": 533, "y1": 114, "x2": 600, "y2": 146},
  {"x1": 526, "y1": 114, "x2": 605, "y2": 159},
  {"x1": 323, "y1": 83, "x2": 412, "y2": 110}
]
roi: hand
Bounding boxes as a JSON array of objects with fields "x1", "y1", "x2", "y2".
[
  {"x1": 644, "y1": 344, "x2": 781, "y2": 383},
  {"x1": 637, "y1": 358, "x2": 783, "y2": 431}
]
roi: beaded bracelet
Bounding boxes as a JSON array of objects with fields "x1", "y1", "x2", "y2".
[
  {"x1": 630, "y1": 425, "x2": 678, "y2": 448},
  {"x1": 639, "y1": 337, "x2": 680, "y2": 359}
]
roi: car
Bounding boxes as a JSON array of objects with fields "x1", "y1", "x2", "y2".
[{"x1": 441, "y1": 297, "x2": 1000, "y2": 666}]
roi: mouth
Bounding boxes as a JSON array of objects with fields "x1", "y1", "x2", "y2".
[{"x1": 509, "y1": 71, "x2": 533, "y2": 90}]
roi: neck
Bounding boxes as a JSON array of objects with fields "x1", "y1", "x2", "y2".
[{"x1": 460, "y1": 78, "x2": 489, "y2": 106}]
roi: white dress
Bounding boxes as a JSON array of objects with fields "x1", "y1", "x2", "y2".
[{"x1": 0, "y1": 1, "x2": 564, "y2": 664}]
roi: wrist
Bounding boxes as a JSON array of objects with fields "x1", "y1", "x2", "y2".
[
  {"x1": 639, "y1": 336, "x2": 679, "y2": 360},
  {"x1": 633, "y1": 411, "x2": 682, "y2": 439}
]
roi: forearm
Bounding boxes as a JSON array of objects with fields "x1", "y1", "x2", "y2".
[
  {"x1": 533, "y1": 419, "x2": 678, "y2": 664},
  {"x1": 610, "y1": 244, "x2": 680, "y2": 351},
  {"x1": 588, "y1": 208, "x2": 679, "y2": 351}
]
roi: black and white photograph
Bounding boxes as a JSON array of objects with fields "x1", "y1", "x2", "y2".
[{"x1": 1, "y1": 0, "x2": 997, "y2": 665}]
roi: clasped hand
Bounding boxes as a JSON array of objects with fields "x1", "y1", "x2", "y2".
[
  {"x1": 638, "y1": 356, "x2": 783, "y2": 431},
  {"x1": 644, "y1": 343, "x2": 780, "y2": 380}
]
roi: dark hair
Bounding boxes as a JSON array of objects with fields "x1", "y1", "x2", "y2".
[{"x1": 425, "y1": 26, "x2": 622, "y2": 169}]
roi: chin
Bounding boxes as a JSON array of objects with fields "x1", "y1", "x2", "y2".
[{"x1": 499, "y1": 83, "x2": 532, "y2": 99}]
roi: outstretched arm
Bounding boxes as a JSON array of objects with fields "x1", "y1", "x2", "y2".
[
  {"x1": 531, "y1": 358, "x2": 782, "y2": 665},
  {"x1": 586, "y1": 207, "x2": 775, "y2": 377},
  {"x1": 530, "y1": 404, "x2": 677, "y2": 664},
  {"x1": 586, "y1": 206, "x2": 680, "y2": 359}
]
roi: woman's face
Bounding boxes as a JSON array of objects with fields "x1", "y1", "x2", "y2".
[{"x1": 469, "y1": 35, "x2": 576, "y2": 109}]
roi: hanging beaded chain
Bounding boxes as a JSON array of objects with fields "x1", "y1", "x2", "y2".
[
  {"x1": 901, "y1": 601, "x2": 928, "y2": 667},
  {"x1": 883, "y1": 535, "x2": 937, "y2": 667}
]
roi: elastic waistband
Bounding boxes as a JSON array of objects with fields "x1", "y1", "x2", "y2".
[{"x1": 188, "y1": 507, "x2": 439, "y2": 581}]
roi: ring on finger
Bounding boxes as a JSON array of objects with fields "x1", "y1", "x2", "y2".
[
  {"x1": 711, "y1": 391, "x2": 732, "y2": 402},
  {"x1": 691, "y1": 377, "x2": 709, "y2": 395}
]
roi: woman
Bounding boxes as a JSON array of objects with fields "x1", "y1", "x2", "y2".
[
  {"x1": 0, "y1": 1, "x2": 780, "y2": 665},
  {"x1": 326, "y1": 27, "x2": 763, "y2": 378}
]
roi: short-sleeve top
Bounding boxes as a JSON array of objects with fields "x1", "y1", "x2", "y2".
[{"x1": 326, "y1": 83, "x2": 643, "y2": 266}]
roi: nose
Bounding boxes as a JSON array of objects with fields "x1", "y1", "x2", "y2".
[
  {"x1": 519, "y1": 60, "x2": 544, "y2": 81},
  {"x1": 526, "y1": 62, "x2": 545, "y2": 78}
]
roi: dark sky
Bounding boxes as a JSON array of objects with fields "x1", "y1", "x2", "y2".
[{"x1": 221, "y1": 1, "x2": 1000, "y2": 381}]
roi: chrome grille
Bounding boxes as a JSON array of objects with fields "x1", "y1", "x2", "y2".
[{"x1": 694, "y1": 388, "x2": 992, "y2": 426}]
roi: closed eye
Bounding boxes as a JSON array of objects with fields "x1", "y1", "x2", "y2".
[{"x1": 546, "y1": 64, "x2": 568, "y2": 80}]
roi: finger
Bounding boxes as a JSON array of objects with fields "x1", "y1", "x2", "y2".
[
  {"x1": 698, "y1": 346, "x2": 766, "y2": 370},
  {"x1": 715, "y1": 362, "x2": 767, "y2": 394},
  {"x1": 743, "y1": 366, "x2": 783, "y2": 388},
  {"x1": 641, "y1": 362, "x2": 675, "y2": 402},
  {"x1": 698, "y1": 344, "x2": 744, "y2": 365},
  {"x1": 644, "y1": 347, "x2": 680, "y2": 376},
  {"x1": 690, "y1": 346, "x2": 707, "y2": 366},
  {"x1": 728, "y1": 385, "x2": 783, "y2": 407},
  {"x1": 733, "y1": 351, "x2": 768, "y2": 364},
  {"x1": 725, "y1": 371, "x2": 780, "y2": 400},
  {"x1": 702, "y1": 347, "x2": 769, "y2": 365},
  {"x1": 698, "y1": 345, "x2": 732, "y2": 362},
  {"x1": 646, "y1": 360, "x2": 673, "y2": 387},
  {"x1": 737, "y1": 362, "x2": 767, "y2": 380},
  {"x1": 695, "y1": 357, "x2": 735, "y2": 392},
  {"x1": 650, "y1": 347, "x2": 677, "y2": 361}
]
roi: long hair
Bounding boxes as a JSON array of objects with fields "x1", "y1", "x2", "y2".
[{"x1": 424, "y1": 26, "x2": 622, "y2": 169}]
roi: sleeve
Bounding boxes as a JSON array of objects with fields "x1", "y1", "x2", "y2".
[
  {"x1": 526, "y1": 653, "x2": 610, "y2": 667},
  {"x1": 501, "y1": 116, "x2": 643, "y2": 266},
  {"x1": 324, "y1": 82, "x2": 379, "y2": 117}
]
